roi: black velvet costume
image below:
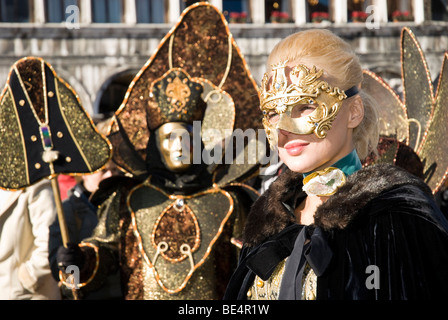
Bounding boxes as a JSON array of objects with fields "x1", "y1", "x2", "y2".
[{"x1": 224, "y1": 164, "x2": 448, "y2": 299}]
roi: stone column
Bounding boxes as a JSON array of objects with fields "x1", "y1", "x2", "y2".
[
  {"x1": 209, "y1": 0, "x2": 223, "y2": 12},
  {"x1": 332, "y1": 0, "x2": 348, "y2": 23},
  {"x1": 79, "y1": 0, "x2": 92, "y2": 24},
  {"x1": 33, "y1": 0, "x2": 46, "y2": 23},
  {"x1": 168, "y1": 0, "x2": 181, "y2": 23},
  {"x1": 413, "y1": 0, "x2": 430, "y2": 23},
  {"x1": 123, "y1": 0, "x2": 137, "y2": 24},
  {"x1": 292, "y1": 0, "x2": 307, "y2": 25},
  {"x1": 372, "y1": 0, "x2": 388, "y2": 22},
  {"x1": 250, "y1": 0, "x2": 265, "y2": 24}
]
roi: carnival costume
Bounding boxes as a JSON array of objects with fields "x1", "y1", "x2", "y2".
[
  {"x1": 224, "y1": 28, "x2": 448, "y2": 300},
  {"x1": 0, "y1": 57, "x2": 111, "y2": 190},
  {"x1": 65, "y1": 3, "x2": 262, "y2": 299},
  {"x1": 0, "y1": 57, "x2": 112, "y2": 299}
]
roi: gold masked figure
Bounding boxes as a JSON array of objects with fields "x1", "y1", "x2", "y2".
[{"x1": 65, "y1": 3, "x2": 262, "y2": 300}]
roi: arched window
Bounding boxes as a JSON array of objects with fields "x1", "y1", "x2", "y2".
[
  {"x1": 95, "y1": 70, "x2": 136, "y2": 115},
  {"x1": 0, "y1": 0, "x2": 30, "y2": 22}
]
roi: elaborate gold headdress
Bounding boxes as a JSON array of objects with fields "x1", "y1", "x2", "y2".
[
  {"x1": 107, "y1": 2, "x2": 261, "y2": 178},
  {"x1": 362, "y1": 27, "x2": 448, "y2": 194}
]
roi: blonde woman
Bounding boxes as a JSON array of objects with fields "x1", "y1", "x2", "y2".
[{"x1": 224, "y1": 29, "x2": 448, "y2": 300}]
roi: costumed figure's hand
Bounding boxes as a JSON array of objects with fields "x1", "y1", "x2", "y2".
[{"x1": 56, "y1": 243, "x2": 85, "y2": 271}]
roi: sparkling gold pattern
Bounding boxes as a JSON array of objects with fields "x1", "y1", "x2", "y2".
[
  {"x1": 0, "y1": 56, "x2": 112, "y2": 190},
  {"x1": 362, "y1": 28, "x2": 448, "y2": 193},
  {"x1": 418, "y1": 52, "x2": 448, "y2": 193},
  {"x1": 361, "y1": 70, "x2": 408, "y2": 144},
  {"x1": 56, "y1": 80, "x2": 111, "y2": 172},
  {"x1": 401, "y1": 29, "x2": 434, "y2": 150},
  {"x1": 249, "y1": 259, "x2": 286, "y2": 300},
  {"x1": 150, "y1": 68, "x2": 206, "y2": 124},
  {"x1": 249, "y1": 259, "x2": 317, "y2": 300},
  {"x1": 0, "y1": 90, "x2": 28, "y2": 189},
  {"x1": 128, "y1": 179, "x2": 234, "y2": 295},
  {"x1": 302, "y1": 263, "x2": 317, "y2": 300},
  {"x1": 152, "y1": 202, "x2": 201, "y2": 262}
]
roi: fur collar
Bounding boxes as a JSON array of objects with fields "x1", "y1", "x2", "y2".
[{"x1": 243, "y1": 164, "x2": 432, "y2": 247}]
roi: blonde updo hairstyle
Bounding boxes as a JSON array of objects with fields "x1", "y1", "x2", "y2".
[{"x1": 266, "y1": 29, "x2": 379, "y2": 160}]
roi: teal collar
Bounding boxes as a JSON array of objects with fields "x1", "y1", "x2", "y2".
[{"x1": 303, "y1": 149, "x2": 362, "y2": 178}]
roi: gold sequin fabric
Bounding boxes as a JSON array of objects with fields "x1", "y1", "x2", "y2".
[
  {"x1": 56, "y1": 81, "x2": 111, "y2": 171},
  {"x1": 0, "y1": 90, "x2": 28, "y2": 189},
  {"x1": 81, "y1": 177, "x2": 251, "y2": 299},
  {"x1": 150, "y1": 68, "x2": 206, "y2": 124},
  {"x1": 0, "y1": 57, "x2": 112, "y2": 189},
  {"x1": 128, "y1": 180, "x2": 235, "y2": 296},
  {"x1": 248, "y1": 259, "x2": 286, "y2": 300},
  {"x1": 401, "y1": 29, "x2": 433, "y2": 150},
  {"x1": 361, "y1": 27, "x2": 448, "y2": 193},
  {"x1": 361, "y1": 71, "x2": 408, "y2": 143},
  {"x1": 15, "y1": 58, "x2": 45, "y2": 122},
  {"x1": 302, "y1": 263, "x2": 317, "y2": 300},
  {"x1": 248, "y1": 259, "x2": 317, "y2": 300}
]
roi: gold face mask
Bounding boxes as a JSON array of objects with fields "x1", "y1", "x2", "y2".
[
  {"x1": 260, "y1": 60, "x2": 357, "y2": 146},
  {"x1": 155, "y1": 122, "x2": 193, "y2": 172}
]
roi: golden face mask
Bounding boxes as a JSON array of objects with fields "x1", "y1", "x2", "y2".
[
  {"x1": 260, "y1": 60, "x2": 358, "y2": 146},
  {"x1": 155, "y1": 122, "x2": 193, "y2": 172}
]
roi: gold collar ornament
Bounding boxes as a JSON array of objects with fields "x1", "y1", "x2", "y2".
[
  {"x1": 302, "y1": 167, "x2": 346, "y2": 196},
  {"x1": 260, "y1": 60, "x2": 358, "y2": 147}
]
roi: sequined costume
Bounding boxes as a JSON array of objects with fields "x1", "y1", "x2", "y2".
[
  {"x1": 72, "y1": 3, "x2": 262, "y2": 299},
  {"x1": 361, "y1": 28, "x2": 448, "y2": 194},
  {"x1": 0, "y1": 57, "x2": 112, "y2": 300},
  {"x1": 0, "y1": 57, "x2": 111, "y2": 190}
]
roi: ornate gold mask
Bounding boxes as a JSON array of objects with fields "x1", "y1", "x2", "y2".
[{"x1": 260, "y1": 60, "x2": 356, "y2": 146}]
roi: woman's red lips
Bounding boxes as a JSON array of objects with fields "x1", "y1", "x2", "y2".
[{"x1": 284, "y1": 141, "x2": 309, "y2": 156}]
